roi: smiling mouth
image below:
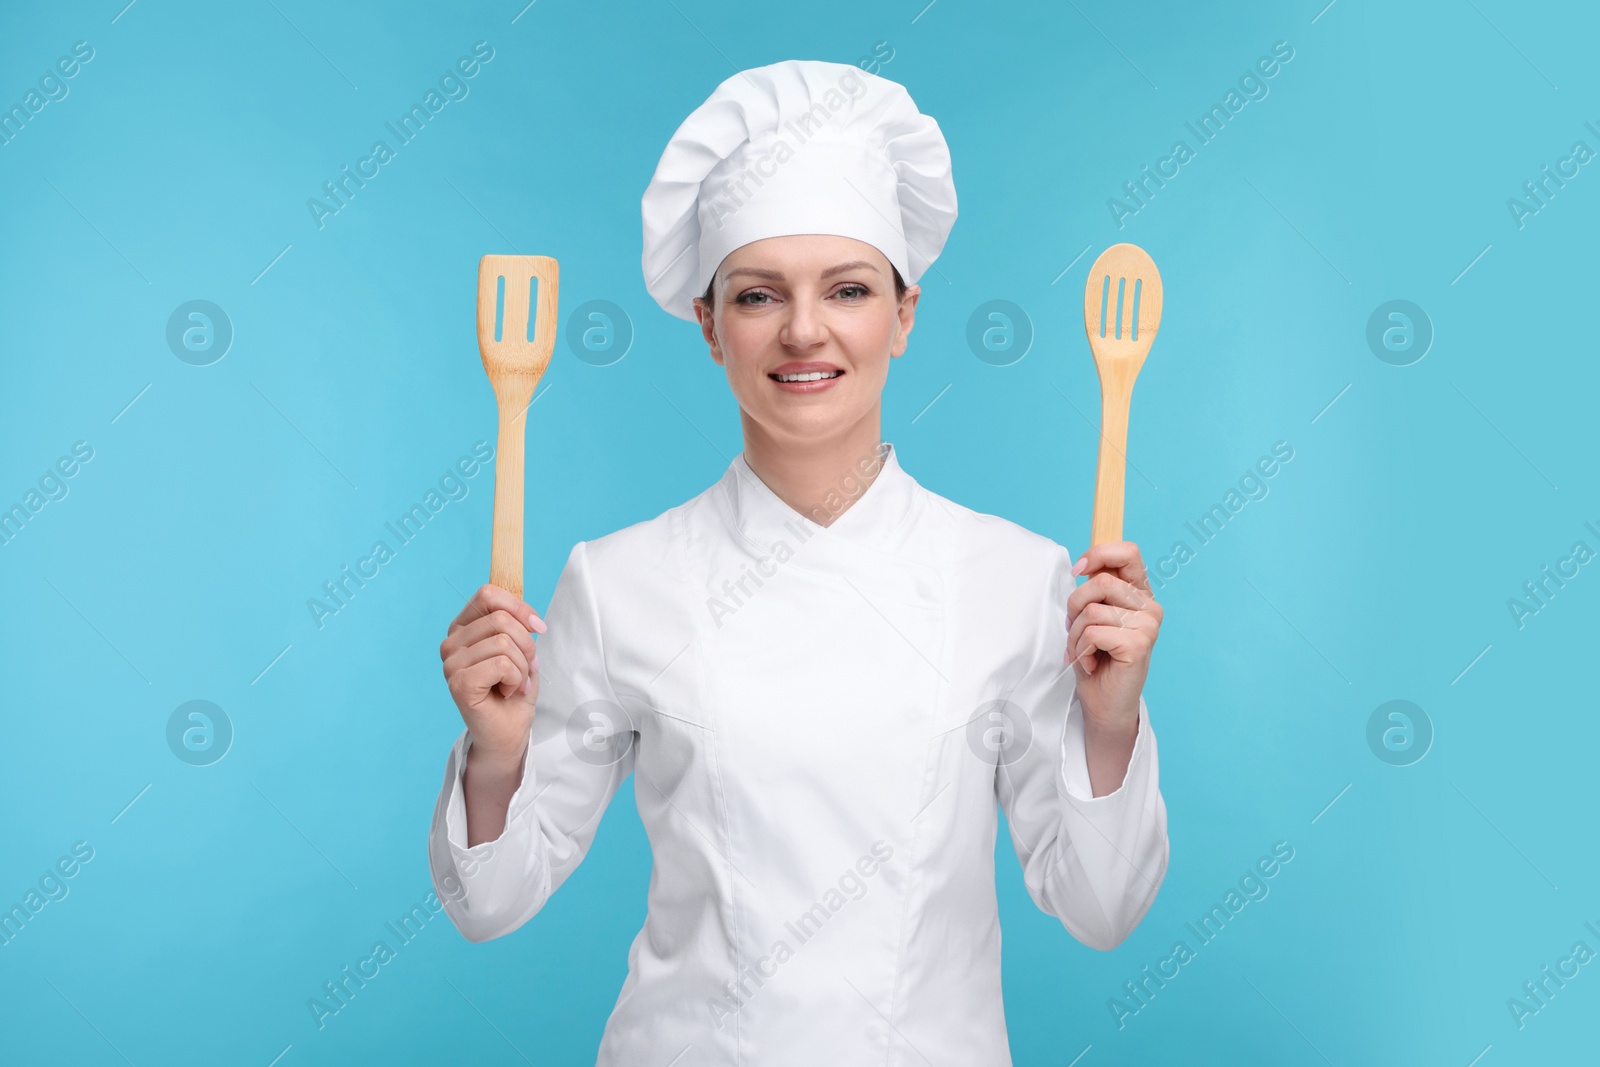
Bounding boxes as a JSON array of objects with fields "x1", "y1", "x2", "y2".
[{"x1": 769, "y1": 370, "x2": 844, "y2": 382}]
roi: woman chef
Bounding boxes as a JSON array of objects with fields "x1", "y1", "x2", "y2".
[{"x1": 430, "y1": 59, "x2": 1169, "y2": 1065}]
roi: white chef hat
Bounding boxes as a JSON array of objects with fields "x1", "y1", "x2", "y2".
[{"x1": 641, "y1": 58, "x2": 958, "y2": 322}]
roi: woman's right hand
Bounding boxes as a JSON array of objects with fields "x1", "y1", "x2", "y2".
[{"x1": 440, "y1": 583, "x2": 547, "y2": 767}]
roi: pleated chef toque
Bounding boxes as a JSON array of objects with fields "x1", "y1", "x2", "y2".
[{"x1": 641, "y1": 59, "x2": 958, "y2": 322}]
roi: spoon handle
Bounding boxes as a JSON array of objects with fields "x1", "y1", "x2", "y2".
[
  {"x1": 490, "y1": 396, "x2": 527, "y2": 599},
  {"x1": 1091, "y1": 379, "x2": 1132, "y2": 547}
]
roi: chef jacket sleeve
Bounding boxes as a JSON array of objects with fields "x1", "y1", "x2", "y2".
[
  {"x1": 428, "y1": 540, "x2": 636, "y2": 943},
  {"x1": 994, "y1": 542, "x2": 1169, "y2": 951}
]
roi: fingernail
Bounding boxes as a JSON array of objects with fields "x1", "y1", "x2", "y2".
[
  {"x1": 1071, "y1": 557, "x2": 1087, "y2": 576},
  {"x1": 522, "y1": 675, "x2": 531, "y2": 694}
]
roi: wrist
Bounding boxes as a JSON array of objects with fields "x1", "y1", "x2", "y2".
[
  {"x1": 466, "y1": 734, "x2": 529, "y2": 780},
  {"x1": 1084, "y1": 718, "x2": 1138, "y2": 749},
  {"x1": 1081, "y1": 698, "x2": 1139, "y2": 741},
  {"x1": 1080, "y1": 699, "x2": 1139, "y2": 798}
]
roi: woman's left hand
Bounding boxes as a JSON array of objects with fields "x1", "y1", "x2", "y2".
[{"x1": 1066, "y1": 541, "x2": 1163, "y2": 733}]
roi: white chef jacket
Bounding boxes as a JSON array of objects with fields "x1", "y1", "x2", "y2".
[{"x1": 428, "y1": 441, "x2": 1169, "y2": 1066}]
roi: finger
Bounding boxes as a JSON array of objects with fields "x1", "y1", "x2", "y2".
[
  {"x1": 1081, "y1": 603, "x2": 1161, "y2": 648},
  {"x1": 446, "y1": 631, "x2": 531, "y2": 698},
  {"x1": 450, "y1": 583, "x2": 547, "y2": 635},
  {"x1": 1065, "y1": 602, "x2": 1123, "y2": 664},
  {"x1": 451, "y1": 655, "x2": 524, "y2": 706},
  {"x1": 441, "y1": 609, "x2": 536, "y2": 665},
  {"x1": 1072, "y1": 542, "x2": 1151, "y2": 593},
  {"x1": 1066, "y1": 572, "x2": 1154, "y2": 622},
  {"x1": 1072, "y1": 622, "x2": 1153, "y2": 668},
  {"x1": 440, "y1": 620, "x2": 538, "y2": 695},
  {"x1": 1067, "y1": 604, "x2": 1159, "y2": 669}
]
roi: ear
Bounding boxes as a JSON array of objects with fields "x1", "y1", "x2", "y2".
[
  {"x1": 889, "y1": 285, "x2": 920, "y2": 359},
  {"x1": 694, "y1": 298, "x2": 724, "y2": 367}
]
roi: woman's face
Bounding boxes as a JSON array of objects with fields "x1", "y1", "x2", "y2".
[{"x1": 694, "y1": 234, "x2": 919, "y2": 448}]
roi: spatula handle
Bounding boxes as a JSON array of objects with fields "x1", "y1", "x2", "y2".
[
  {"x1": 490, "y1": 399, "x2": 527, "y2": 599},
  {"x1": 1091, "y1": 381, "x2": 1132, "y2": 547}
]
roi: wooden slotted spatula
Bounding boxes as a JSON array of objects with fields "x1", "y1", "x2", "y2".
[
  {"x1": 1082, "y1": 244, "x2": 1162, "y2": 548},
  {"x1": 477, "y1": 254, "x2": 559, "y2": 599}
]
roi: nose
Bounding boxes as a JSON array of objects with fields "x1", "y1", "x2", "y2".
[{"x1": 779, "y1": 294, "x2": 828, "y2": 350}]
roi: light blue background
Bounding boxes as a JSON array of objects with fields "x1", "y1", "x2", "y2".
[{"x1": 3, "y1": 0, "x2": 1596, "y2": 1063}]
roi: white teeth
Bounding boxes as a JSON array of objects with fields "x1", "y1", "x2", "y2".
[{"x1": 774, "y1": 371, "x2": 841, "y2": 382}]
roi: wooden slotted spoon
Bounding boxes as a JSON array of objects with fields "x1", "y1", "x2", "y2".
[
  {"x1": 477, "y1": 254, "x2": 559, "y2": 599},
  {"x1": 1082, "y1": 244, "x2": 1162, "y2": 548}
]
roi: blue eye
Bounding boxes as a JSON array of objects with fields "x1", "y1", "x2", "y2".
[
  {"x1": 836, "y1": 284, "x2": 869, "y2": 299},
  {"x1": 736, "y1": 291, "x2": 772, "y2": 305}
]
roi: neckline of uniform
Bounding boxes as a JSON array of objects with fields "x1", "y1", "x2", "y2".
[{"x1": 722, "y1": 440, "x2": 916, "y2": 553}]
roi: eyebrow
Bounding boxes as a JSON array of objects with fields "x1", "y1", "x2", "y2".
[{"x1": 722, "y1": 260, "x2": 883, "y2": 283}]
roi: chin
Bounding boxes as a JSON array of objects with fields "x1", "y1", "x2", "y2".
[{"x1": 764, "y1": 403, "x2": 870, "y2": 444}]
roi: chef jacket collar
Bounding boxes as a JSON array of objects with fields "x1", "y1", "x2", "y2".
[{"x1": 722, "y1": 440, "x2": 917, "y2": 556}]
